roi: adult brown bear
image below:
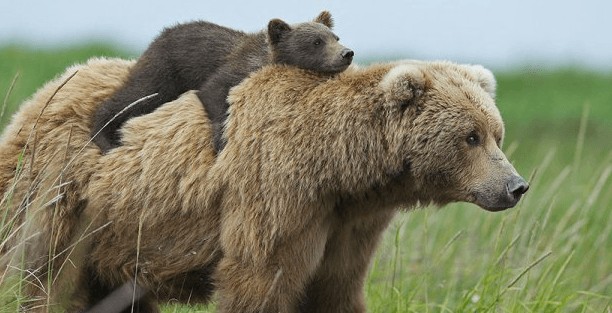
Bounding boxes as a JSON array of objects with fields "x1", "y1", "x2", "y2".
[{"x1": 0, "y1": 58, "x2": 527, "y2": 312}]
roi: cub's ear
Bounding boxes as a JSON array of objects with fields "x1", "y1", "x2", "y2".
[
  {"x1": 380, "y1": 64, "x2": 426, "y2": 110},
  {"x1": 467, "y1": 64, "x2": 496, "y2": 99},
  {"x1": 314, "y1": 11, "x2": 334, "y2": 29},
  {"x1": 268, "y1": 19, "x2": 292, "y2": 45}
]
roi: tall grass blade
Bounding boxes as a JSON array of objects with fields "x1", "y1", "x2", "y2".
[
  {"x1": 1, "y1": 72, "x2": 20, "y2": 122},
  {"x1": 573, "y1": 103, "x2": 590, "y2": 177}
]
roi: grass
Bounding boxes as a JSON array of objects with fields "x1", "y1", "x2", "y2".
[
  {"x1": 0, "y1": 44, "x2": 611, "y2": 312},
  {"x1": 0, "y1": 43, "x2": 134, "y2": 128}
]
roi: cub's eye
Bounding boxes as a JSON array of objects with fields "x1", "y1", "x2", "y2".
[
  {"x1": 334, "y1": 35, "x2": 340, "y2": 41},
  {"x1": 466, "y1": 132, "x2": 480, "y2": 146},
  {"x1": 314, "y1": 39, "x2": 322, "y2": 45}
]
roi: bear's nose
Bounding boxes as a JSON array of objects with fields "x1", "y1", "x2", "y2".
[
  {"x1": 507, "y1": 175, "x2": 529, "y2": 198},
  {"x1": 341, "y1": 49, "x2": 354, "y2": 59}
]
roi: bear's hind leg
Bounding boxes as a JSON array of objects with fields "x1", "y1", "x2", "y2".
[{"x1": 91, "y1": 62, "x2": 184, "y2": 153}]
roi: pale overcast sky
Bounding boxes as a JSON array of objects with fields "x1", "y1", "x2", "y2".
[{"x1": 1, "y1": 0, "x2": 610, "y2": 69}]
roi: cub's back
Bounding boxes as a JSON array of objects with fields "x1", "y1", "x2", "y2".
[{"x1": 140, "y1": 21, "x2": 249, "y2": 89}]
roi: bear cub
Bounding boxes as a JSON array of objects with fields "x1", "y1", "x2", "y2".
[{"x1": 91, "y1": 11, "x2": 353, "y2": 153}]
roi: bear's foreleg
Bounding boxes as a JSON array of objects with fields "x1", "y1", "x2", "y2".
[
  {"x1": 299, "y1": 211, "x2": 396, "y2": 313},
  {"x1": 196, "y1": 66, "x2": 248, "y2": 153},
  {"x1": 215, "y1": 215, "x2": 330, "y2": 313}
]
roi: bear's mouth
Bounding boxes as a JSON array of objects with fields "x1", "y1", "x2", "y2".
[
  {"x1": 482, "y1": 202, "x2": 518, "y2": 212},
  {"x1": 470, "y1": 175, "x2": 529, "y2": 212},
  {"x1": 471, "y1": 190, "x2": 524, "y2": 212}
]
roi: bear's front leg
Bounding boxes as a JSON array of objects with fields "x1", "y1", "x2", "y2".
[
  {"x1": 299, "y1": 210, "x2": 396, "y2": 313},
  {"x1": 215, "y1": 215, "x2": 330, "y2": 313}
]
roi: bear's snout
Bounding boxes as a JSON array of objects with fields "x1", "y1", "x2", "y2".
[
  {"x1": 496, "y1": 174, "x2": 529, "y2": 210},
  {"x1": 341, "y1": 48, "x2": 354, "y2": 60},
  {"x1": 477, "y1": 174, "x2": 529, "y2": 212},
  {"x1": 507, "y1": 175, "x2": 529, "y2": 200}
]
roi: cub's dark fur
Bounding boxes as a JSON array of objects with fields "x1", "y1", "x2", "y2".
[{"x1": 91, "y1": 11, "x2": 353, "y2": 153}]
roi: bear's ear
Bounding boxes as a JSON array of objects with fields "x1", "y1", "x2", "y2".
[
  {"x1": 268, "y1": 19, "x2": 292, "y2": 45},
  {"x1": 314, "y1": 11, "x2": 334, "y2": 29},
  {"x1": 380, "y1": 64, "x2": 427, "y2": 110},
  {"x1": 467, "y1": 64, "x2": 496, "y2": 99}
]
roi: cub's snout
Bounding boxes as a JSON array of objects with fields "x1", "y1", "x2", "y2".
[{"x1": 341, "y1": 48, "x2": 354, "y2": 61}]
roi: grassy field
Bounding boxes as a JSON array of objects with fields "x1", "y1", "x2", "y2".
[{"x1": 1, "y1": 44, "x2": 611, "y2": 312}]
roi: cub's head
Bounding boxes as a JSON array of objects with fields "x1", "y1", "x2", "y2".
[
  {"x1": 267, "y1": 11, "x2": 353, "y2": 74},
  {"x1": 381, "y1": 61, "x2": 528, "y2": 211}
]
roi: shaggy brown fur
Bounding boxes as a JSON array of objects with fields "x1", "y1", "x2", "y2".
[
  {"x1": 0, "y1": 58, "x2": 135, "y2": 311},
  {"x1": 0, "y1": 58, "x2": 527, "y2": 312}
]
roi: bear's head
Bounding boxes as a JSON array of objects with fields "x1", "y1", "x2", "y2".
[
  {"x1": 379, "y1": 61, "x2": 529, "y2": 211},
  {"x1": 221, "y1": 61, "x2": 528, "y2": 214},
  {"x1": 267, "y1": 11, "x2": 354, "y2": 74}
]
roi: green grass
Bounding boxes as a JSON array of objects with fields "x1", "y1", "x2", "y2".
[
  {"x1": 1, "y1": 44, "x2": 611, "y2": 312},
  {"x1": 0, "y1": 43, "x2": 134, "y2": 128}
]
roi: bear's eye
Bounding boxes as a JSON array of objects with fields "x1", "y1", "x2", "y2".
[
  {"x1": 466, "y1": 132, "x2": 480, "y2": 146},
  {"x1": 314, "y1": 39, "x2": 322, "y2": 46},
  {"x1": 334, "y1": 35, "x2": 340, "y2": 41},
  {"x1": 495, "y1": 137, "x2": 502, "y2": 147}
]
